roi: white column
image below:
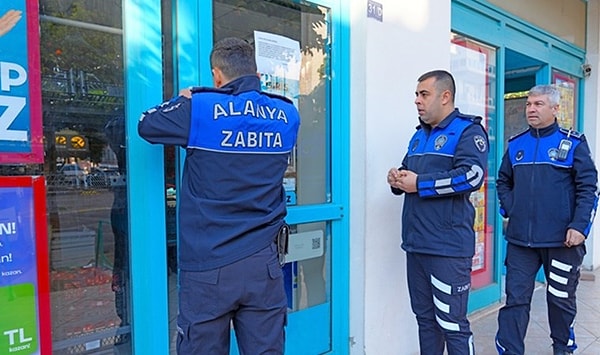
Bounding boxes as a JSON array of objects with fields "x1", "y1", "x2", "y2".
[
  {"x1": 349, "y1": 0, "x2": 452, "y2": 353},
  {"x1": 583, "y1": 0, "x2": 600, "y2": 270}
]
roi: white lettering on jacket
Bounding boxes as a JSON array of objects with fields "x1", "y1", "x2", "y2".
[
  {"x1": 221, "y1": 130, "x2": 283, "y2": 148},
  {"x1": 213, "y1": 100, "x2": 288, "y2": 124}
]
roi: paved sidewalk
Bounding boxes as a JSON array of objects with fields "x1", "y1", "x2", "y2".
[{"x1": 470, "y1": 267, "x2": 600, "y2": 354}]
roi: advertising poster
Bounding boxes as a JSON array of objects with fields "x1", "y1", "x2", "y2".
[
  {"x1": 0, "y1": 1, "x2": 43, "y2": 163},
  {"x1": 553, "y1": 73, "x2": 576, "y2": 130},
  {"x1": 0, "y1": 177, "x2": 50, "y2": 354}
]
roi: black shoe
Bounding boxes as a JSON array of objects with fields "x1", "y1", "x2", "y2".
[{"x1": 553, "y1": 349, "x2": 573, "y2": 355}]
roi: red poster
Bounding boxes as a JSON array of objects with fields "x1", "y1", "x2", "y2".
[{"x1": 0, "y1": 176, "x2": 51, "y2": 354}]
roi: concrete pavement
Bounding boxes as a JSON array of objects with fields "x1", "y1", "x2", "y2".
[{"x1": 469, "y1": 267, "x2": 600, "y2": 354}]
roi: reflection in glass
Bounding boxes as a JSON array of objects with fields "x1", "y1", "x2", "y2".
[
  {"x1": 213, "y1": 0, "x2": 331, "y2": 206},
  {"x1": 450, "y1": 34, "x2": 497, "y2": 290},
  {"x1": 285, "y1": 222, "x2": 329, "y2": 311},
  {"x1": 39, "y1": 1, "x2": 130, "y2": 353}
]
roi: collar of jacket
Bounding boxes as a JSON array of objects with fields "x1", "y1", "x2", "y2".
[
  {"x1": 529, "y1": 119, "x2": 559, "y2": 138},
  {"x1": 419, "y1": 108, "x2": 460, "y2": 132},
  {"x1": 221, "y1": 75, "x2": 261, "y2": 95}
]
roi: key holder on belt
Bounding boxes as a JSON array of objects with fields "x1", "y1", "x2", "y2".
[{"x1": 277, "y1": 224, "x2": 290, "y2": 267}]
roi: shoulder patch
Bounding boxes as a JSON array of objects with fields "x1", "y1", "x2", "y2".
[
  {"x1": 261, "y1": 91, "x2": 294, "y2": 104},
  {"x1": 508, "y1": 128, "x2": 529, "y2": 142},
  {"x1": 474, "y1": 134, "x2": 487, "y2": 153},
  {"x1": 559, "y1": 127, "x2": 583, "y2": 139},
  {"x1": 457, "y1": 113, "x2": 483, "y2": 124}
]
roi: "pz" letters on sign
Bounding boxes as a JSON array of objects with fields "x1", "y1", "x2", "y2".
[{"x1": 0, "y1": 61, "x2": 28, "y2": 142}]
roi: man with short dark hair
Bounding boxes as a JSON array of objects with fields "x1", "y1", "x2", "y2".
[
  {"x1": 388, "y1": 69, "x2": 489, "y2": 354},
  {"x1": 138, "y1": 37, "x2": 300, "y2": 354},
  {"x1": 495, "y1": 85, "x2": 598, "y2": 355}
]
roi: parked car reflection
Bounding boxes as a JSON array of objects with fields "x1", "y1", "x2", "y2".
[
  {"x1": 58, "y1": 163, "x2": 88, "y2": 188},
  {"x1": 86, "y1": 167, "x2": 124, "y2": 187}
]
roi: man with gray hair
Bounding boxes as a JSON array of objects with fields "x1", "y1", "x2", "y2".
[{"x1": 495, "y1": 85, "x2": 598, "y2": 355}]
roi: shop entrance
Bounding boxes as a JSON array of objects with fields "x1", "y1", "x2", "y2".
[
  {"x1": 161, "y1": 1, "x2": 349, "y2": 354},
  {"x1": 451, "y1": 0, "x2": 586, "y2": 314},
  {"x1": 503, "y1": 49, "x2": 543, "y2": 145}
]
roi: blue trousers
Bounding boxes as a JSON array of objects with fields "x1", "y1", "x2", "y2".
[
  {"x1": 407, "y1": 252, "x2": 475, "y2": 355},
  {"x1": 177, "y1": 243, "x2": 287, "y2": 354},
  {"x1": 496, "y1": 243, "x2": 585, "y2": 355}
]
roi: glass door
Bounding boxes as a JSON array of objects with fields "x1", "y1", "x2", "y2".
[
  {"x1": 450, "y1": 33, "x2": 502, "y2": 310},
  {"x1": 167, "y1": 1, "x2": 348, "y2": 354},
  {"x1": 37, "y1": 1, "x2": 131, "y2": 353}
]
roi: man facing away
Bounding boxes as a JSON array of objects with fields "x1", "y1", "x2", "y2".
[
  {"x1": 387, "y1": 69, "x2": 489, "y2": 354},
  {"x1": 138, "y1": 37, "x2": 300, "y2": 354},
  {"x1": 495, "y1": 85, "x2": 598, "y2": 355}
]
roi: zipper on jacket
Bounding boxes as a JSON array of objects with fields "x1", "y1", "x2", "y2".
[{"x1": 527, "y1": 128, "x2": 540, "y2": 246}]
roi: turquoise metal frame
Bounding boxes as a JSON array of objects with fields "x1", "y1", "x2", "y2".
[
  {"x1": 123, "y1": 0, "x2": 350, "y2": 353},
  {"x1": 124, "y1": 0, "x2": 170, "y2": 353},
  {"x1": 452, "y1": 0, "x2": 586, "y2": 312},
  {"x1": 328, "y1": 2, "x2": 351, "y2": 353}
]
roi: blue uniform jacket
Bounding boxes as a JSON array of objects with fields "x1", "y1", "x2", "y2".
[
  {"x1": 138, "y1": 75, "x2": 300, "y2": 271},
  {"x1": 497, "y1": 121, "x2": 598, "y2": 247},
  {"x1": 392, "y1": 109, "x2": 489, "y2": 257}
]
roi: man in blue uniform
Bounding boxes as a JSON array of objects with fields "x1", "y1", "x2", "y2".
[
  {"x1": 387, "y1": 70, "x2": 488, "y2": 354},
  {"x1": 138, "y1": 37, "x2": 300, "y2": 354},
  {"x1": 495, "y1": 85, "x2": 598, "y2": 355}
]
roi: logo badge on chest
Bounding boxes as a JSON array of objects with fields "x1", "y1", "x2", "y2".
[
  {"x1": 515, "y1": 150, "x2": 524, "y2": 161},
  {"x1": 434, "y1": 135, "x2": 448, "y2": 150},
  {"x1": 411, "y1": 139, "x2": 420, "y2": 152},
  {"x1": 548, "y1": 148, "x2": 559, "y2": 161}
]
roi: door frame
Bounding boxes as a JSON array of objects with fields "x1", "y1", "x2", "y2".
[
  {"x1": 451, "y1": 0, "x2": 586, "y2": 312},
  {"x1": 124, "y1": 0, "x2": 351, "y2": 353}
]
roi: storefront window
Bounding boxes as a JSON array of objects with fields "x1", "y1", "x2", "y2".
[
  {"x1": 39, "y1": 1, "x2": 130, "y2": 353},
  {"x1": 450, "y1": 34, "x2": 498, "y2": 289},
  {"x1": 213, "y1": 0, "x2": 331, "y2": 206}
]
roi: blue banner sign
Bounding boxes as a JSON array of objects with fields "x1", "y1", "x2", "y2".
[{"x1": 0, "y1": 1, "x2": 43, "y2": 163}]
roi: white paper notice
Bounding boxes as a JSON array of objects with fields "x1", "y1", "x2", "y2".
[{"x1": 254, "y1": 31, "x2": 301, "y2": 107}]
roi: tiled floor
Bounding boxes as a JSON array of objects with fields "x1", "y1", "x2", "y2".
[
  {"x1": 65, "y1": 266, "x2": 599, "y2": 355},
  {"x1": 470, "y1": 267, "x2": 600, "y2": 355}
]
